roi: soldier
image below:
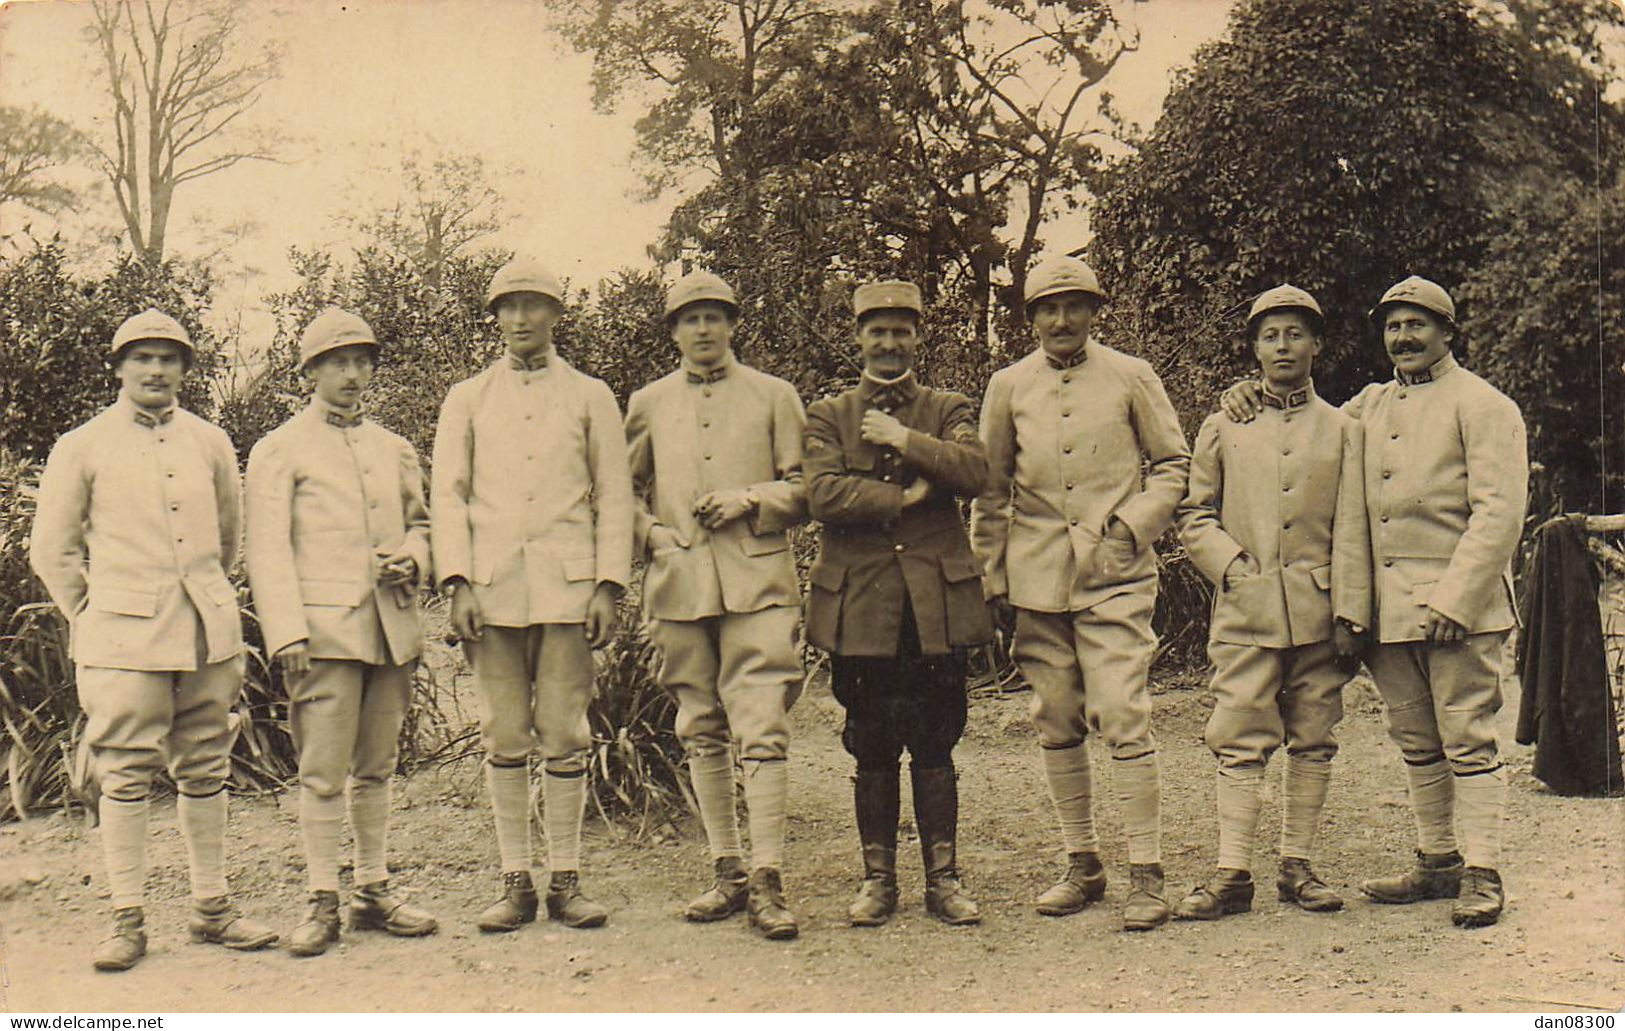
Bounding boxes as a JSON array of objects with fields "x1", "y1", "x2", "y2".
[
  {"x1": 1222, "y1": 276, "x2": 1528, "y2": 927},
  {"x1": 804, "y1": 280, "x2": 993, "y2": 928},
  {"x1": 431, "y1": 258, "x2": 634, "y2": 932},
  {"x1": 1172, "y1": 285, "x2": 1370, "y2": 920},
  {"x1": 30, "y1": 309, "x2": 277, "y2": 971},
  {"x1": 246, "y1": 308, "x2": 438, "y2": 956},
  {"x1": 970, "y1": 255, "x2": 1190, "y2": 931},
  {"x1": 624, "y1": 270, "x2": 808, "y2": 940}
]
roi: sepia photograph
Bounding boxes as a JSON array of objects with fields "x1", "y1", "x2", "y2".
[{"x1": 0, "y1": 0, "x2": 1621, "y2": 1017}]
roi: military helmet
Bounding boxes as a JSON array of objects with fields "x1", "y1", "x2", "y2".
[
  {"x1": 853, "y1": 280, "x2": 923, "y2": 320},
  {"x1": 1247, "y1": 284, "x2": 1324, "y2": 335},
  {"x1": 485, "y1": 257, "x2": 565, "y2": 313},
  {"x1": 1024, "y1": 256, "x2": 1108, "y2": 311},
  {"x1": 664, "y1": 270, "x2": 739, "y2": 321},
  {"x1": 299, "y1": 307, "x2": 379, "y2": 369},
  {"x1": 109, "y1": 308, "x2": 193, "y2": 359},
  {"x1": 1369, "y1": 275, "x2": 1456, "y2": 327}
]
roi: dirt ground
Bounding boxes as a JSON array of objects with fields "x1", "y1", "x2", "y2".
[{"x1": 2, "y1": 663, "x2": 1622, "y2": 1014}]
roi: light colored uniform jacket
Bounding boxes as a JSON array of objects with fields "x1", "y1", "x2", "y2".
[
  {"x1": 1345, "y1": 354, "x2": 1527, "y2": 643},
  {"x1": 625, "y1": 355, "x2": 808, "y2": 620},
  {"x1": 1178, "y1": 386, "x2": 1372, "y2": 647},
  {"x1": 29, "y1": 396, "x2": 243, "y2": 670},
  {"x1": 245, "y1": 399, "x2": 431, "y2": 664},
  {"x1": 971, "y1": 343, "x2": 1191, "y2": 613},
  {"x1": 431, "y1": 352, "x2": 633, "y2": 626}
]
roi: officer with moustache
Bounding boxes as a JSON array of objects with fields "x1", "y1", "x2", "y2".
[
  {"x1": 970, "y1": 256, "x2": 1190, "y2": 931},
  {"x1": 625, "y1": 271, "x2": 808, "y2": 940},
  {"x1": 1222, "y1": 276, "x2": 1528, "y2": 927},
  {"x1": 246, "y1": 308, "x2": 438, "y2": 956},
  {"x1": 1174, "y1": 286, "x2": 1370, "y2": 920},
  {"x1": 31, "y1": 310, "x2": 278, "y2": 970},
  {"x1": 804, "y1": 280, "x2": 993, "y2": 928},
  {"x1": 431, "y1": 258, "x2": 634, "y2": 933}
]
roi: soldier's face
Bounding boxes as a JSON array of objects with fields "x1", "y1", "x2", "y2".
[
  {"x1": 116, "y1": 340, "x2": 187, "y2": 409},
  {"x1": 857, "y1": 312, "x2": 919, "y2": 378},
  {"x1": 1252, "y1": 311, "x2": 1320, "y2": 391},
  {"x1": 1031, "y1": 292, "x2": 1097, "y2": 360},
  {"x1": 1382, "y1": 303, "x2": 1453, "y2": 376},
  {"x1": 670, "y1": 302, "x2": 735, "y2": 369},
  {"x1": 307, "y1": 344, "x2": 376, "y2": 408},
  {"x1": 495, "y1": 292, "x2": 562, "y2": 358}
]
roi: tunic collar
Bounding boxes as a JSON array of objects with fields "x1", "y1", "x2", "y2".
[
  {"x1": 1395, "y1": 352, "x2": 1458, "y2": 386},
  {"x1": 683, "y1": 351, "x2": 734, "y2": 385},
  {"x1": 505, "y1": 347, "x2": 552, "y2": 372},
  {"x1": 311, "y1": 396, "x2": 365, "y2": 429},
  {"x1": 1042, "y1": 342, "x2": 1090, "y2": 370},
  {"x1": 120, "y1": 394, "x2": 175, "y2": 428},
  {"x1": 1261, "y1": 381, "x2": 1315, "y2": 410},
  {"x1": 858, "y1": 369, "x2": 920, "y2": 411}
]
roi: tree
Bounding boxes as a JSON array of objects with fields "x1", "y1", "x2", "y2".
[
  {"x1": 88, "y1": 0, "x2": 279, "y2": 265},
  {"x1": 0, "y1": 106, "x2": 91, "y2": 219},
  {"x1": 344, "y1": 151, "x2": 508, "y2": 292}
]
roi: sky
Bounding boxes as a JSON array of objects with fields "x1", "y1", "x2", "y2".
[{"x1": 0, "y1": 0, "x2": 1236, "y2": 342}]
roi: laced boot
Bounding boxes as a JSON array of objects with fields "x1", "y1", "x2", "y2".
[
  {"x1": 1360, "y1": 850, "x2": 1464, "y2": 904},
  {"x1": 746, "y1": 867, "x2": 799, "y2": 940},
  {"x1": 288, "y1": 891, "x2": 341, "y2": 957},
  {"x1": 1277, "y1": 857, "x2": 1343, "y2": 912},
  {"x1": 912, "y1": 765, "x2": 979, "y2": 926},
  {"x1": 92, "y1": 907, "x2": 147, "y2": 972},
  {"x1": 546, "y1": 871, "x2": 608, "y2": 928},
  {"x1": 1172, "y1": 868, "x2": 1254, "y2": 921},
  {"x1": 477, "y1": 871, "x2": 538, "y2": 932},
  {"x1": 1122, "y1": 863, "x2": 1171, "y2": 931},
  {"x1": 848, "y1": 765, "x2": 900, "y2": 927},
  {"x1": 188, "y1": 896, "x2": 279, "y2": 950},
  {"x1": 685, "y1": 855, "x2": 749, "y2": 922},
  {"x1": 1035, "y1": 852, "x2": 1107, "y2": 916},
  {"x1": 1451, "y1": 867, "x2": 1504, "y2": 928},
  {"x1": 349, "y1": 880, "x2": 438, "y2": 937}
]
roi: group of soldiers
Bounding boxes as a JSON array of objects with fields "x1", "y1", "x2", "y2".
[{"x1": 28, "y1": 252, "x2": 1528, "y2": 974}]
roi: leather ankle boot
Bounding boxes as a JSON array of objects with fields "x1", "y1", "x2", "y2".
[
  {"x1": 188, "y1": 896, "x2": 279, "y2": 950},
  {"x1": 1277, "y1": 857, "x2": 1343, "y2": 912},
  {"x1": 1172, "y1": 868, "x2": 1254, "y2": 921},
  {"x1": 1360, "y1": 850, "x2": 1464, "y2": 904},
  {"x1": 685, "y1": 855, "x2": 749, "y2": 922},
  {"x1": 350, "y1": 880, "x2": 438, "y2": 937},
  {"x1": 93, "y1": 907, "x2": 147, "y2": 972},
  {"x1": 1036, "y1": 852, "x2": 1107, "y2": 916},
  {"x1": 477, "y1": 870, "x2": 538, "y2": 932},
  {"x1": 849, "y1": 765, "x2": 900, "y2": 927},
  {"x1": 1122, "y1": 863, "x2": 1171, "y2": 931},
  {"x1": 747, "y1": 867, "x2": 799, "y2": 940},
  {"x1": 912, "y1": 765, "x2": 980, "y2": 926},
  {"x1": 1452, "y1": 867, "x2": 1504, "y2": 927},
  {"x1": 546, "y1": 870, "x2": 609, "y2": 928},
  {"x1": 288, "y1": 890, "x2": 341, "y2": 957}
]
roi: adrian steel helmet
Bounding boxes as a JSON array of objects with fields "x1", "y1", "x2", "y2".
[
  {"x1": 485, "y1": 257, "x2": 565, "y2": 313},
  {"x1": 1369, "y1": 276, "x2": 1456, "y2": 327},
  {"x1": 1247, "y1": 284, "x2": 1324, "y2": 334},
  {"x1": 1024, "y1": 256, "x2": 1108, "y2": 311},
  {"x1": 664, "y1": 270, "x2": 739, "y2": 321},
  {"x1": 299, "y1": 307, "x2": 379, "y2": 369},
  {"x1": 109, "y1": 308, "x2": 193, "y2": 358}
]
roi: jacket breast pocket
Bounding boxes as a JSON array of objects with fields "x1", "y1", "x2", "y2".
[
  {"x1": 88, "y1": 583, "x2": 158, "y2": 618},
  {"x1": 843, "y1": 448, "x2": 876, "y2": 474},
  {"x1": 300, "y1": 579, "x2": 370, "y2": 608}
]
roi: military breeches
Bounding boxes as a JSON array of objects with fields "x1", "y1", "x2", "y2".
[
  {"x1": 77, "y1": 655, "x2": 243, "y2": 802},
  {"x1": 470, "y1": 624, "x2": 593, "y2": 773},
  {"x1": 829, "y1": 602, "x2": 966, "y2": 769},
  {"x1": 649, "y1": 606, "x2": 800, "y2": 762},
  {"x1": 1014, "y1": 590, "x2": 1157, "y2": 757},
  {"x1": 1367, "y1": 632, "x2": 1506, "y2": 774},
  {"x1": 1204, "y1": 639, "x2": 1348, "y2": 768},
  {"x1": 289, "y1": 658, "x2": 413, "y2": 798}
]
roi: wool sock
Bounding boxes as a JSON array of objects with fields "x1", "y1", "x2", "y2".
[
  {"x1": 1040, "y1": 744, "x2": 1101, "y2": 855},
  {"x1": 177, "y1": 790, "x2": 229, "y2": 900},
  {"x1": 99, "y1": 796, "x2": 149, "y2": 910},
  {"x1": 1215, "y1": 764, "x2": 1266, "y2": 872},
  {"x1": 1280, "y1": 755, "x2": 1333, "y2": 860},
  {"x1": 299, "y1": 788, "x2": 345, "y2": 892},
  {"x1": 688, "y1": 750, "x2": 743, "y2": 860},
  {"x1": 486, "y1": 763, "x2": 532, "y2": 873},
  {"x1": 1114, "y1": 752, "x2": 1162, "y2": 865},
  {"x1": 741, "y1": 758, "x2": 788, "y2": 871}
]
